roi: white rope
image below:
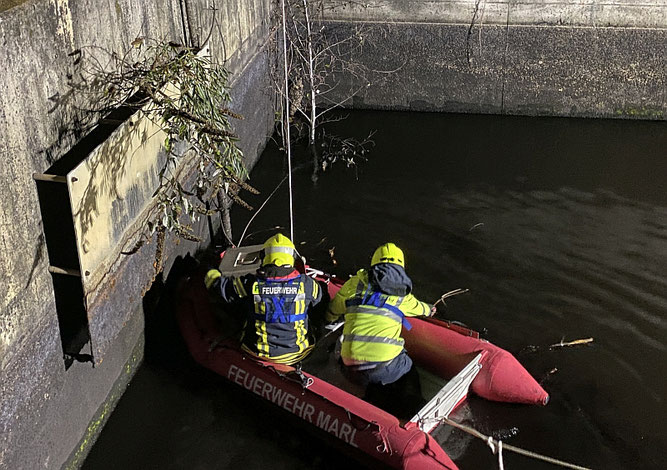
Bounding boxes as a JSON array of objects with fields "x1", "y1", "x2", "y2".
[
  {"x1": 498, "y1": 440, "x2": 504, "y2": 470},
  {"x1": 280, "y1": 0, "x2": 295, "y2": 241},
  {"x1": 442, "y1": 417, "x2": 591, "y2": 470},
  {"x1": 486, "y1": 437, "x2": 504, "y2": 470},
  {"x1": 486, "y1": 437, "x2": 505, "y2": 470},
  {"x1": 237, "y1": 175, "x2": 288, "y2": 246}
]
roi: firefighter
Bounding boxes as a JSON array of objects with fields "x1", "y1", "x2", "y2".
[
  {"x1": 326, "y1": 242, "x2": 435, "y2": 416},
  {"x1": 205, "y1": 233, "x2": 322, "y2": 365}
]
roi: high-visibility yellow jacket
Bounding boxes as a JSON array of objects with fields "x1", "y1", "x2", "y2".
[{"x1": 327, "y1": 267, "x2": 431, "y2": 365}]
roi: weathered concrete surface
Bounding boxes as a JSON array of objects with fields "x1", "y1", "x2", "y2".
[
  {"x1": 322, "y1": 0, "x2": 666, "y2": 119},
  {"x1": 1, "y1": 309, "x2": 144, "y2": 470},
  {"x1": 0, "y1": 0, "x2": 274, "y2": 469},
  {"x1": 503, "y1": 26, "x2": 665, "y2": 118},
  {"x1": 325, "y1": 0, "x2": 667, "y2": 28}
]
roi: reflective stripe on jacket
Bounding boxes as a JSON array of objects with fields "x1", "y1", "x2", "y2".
[
  {"x1": 328, "y1": 269, "x2": 431, "y2": 365},
  {"x1": 226, "y1": 270, "x2": 321, "y2": 364}
]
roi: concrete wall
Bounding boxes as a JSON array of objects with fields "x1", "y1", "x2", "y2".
[
  {"x1": 0, "y1": 1, "x2": 274, "y2": 468},
  {"x1": 322, "y1": 0, "x2": 666, "y2": 119}
]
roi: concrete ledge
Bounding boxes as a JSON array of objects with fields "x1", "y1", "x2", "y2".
[
  {"x1": 0, "y1": 310, "x2": 143, "y2": 470},
  {"x1": 322, "y1": 0, "x2": 667, "y2": 29}
]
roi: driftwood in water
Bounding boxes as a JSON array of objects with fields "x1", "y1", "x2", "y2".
[
  {"x1": 549, "y1": 338, "x2": 594, "y2": 349},
  {"x1": 434, "y1": 288, "x2": 470, "y2": 308}
]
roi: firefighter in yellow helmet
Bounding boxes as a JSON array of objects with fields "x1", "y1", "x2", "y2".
[
  {"x1": 326, "y1": 242, "x2": 435, "y2": 416},
  {"x1": 205, "y1": 234, "x2": 322, "y2": 365}
]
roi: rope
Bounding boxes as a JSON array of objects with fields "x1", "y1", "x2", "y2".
[
  {"x1": 279, "y1": 0, "x2": 295, "y2": 241},
  {"x1": 441, "y1": 417, "x2": 592, "y2": 470},
  {"x1": 486, "y1": 436, "x2": 504, "y2": 470},
  {"x1": 374, "y1": 426, "x2": 393, "y2": 455},
  {"x1": 237, "y1": 175, "x2": 288, "y2": 246},
  {"x1": 236, "y1": 160, "x2": 312, "y2": 246}
]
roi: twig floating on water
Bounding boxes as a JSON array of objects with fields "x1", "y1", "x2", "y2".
[
  {"x1": 469, "y1": 223, "x2": 484, "y2": 232},
  {"x1": 550, "y1": 338, "x2": 594, "y2": 349},
  {"x1": 434, "y1": 288, "x2": 470, "y2": 307}
]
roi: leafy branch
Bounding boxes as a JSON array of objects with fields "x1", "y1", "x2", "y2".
[{"x1": 69, "y1": 38, "x2": 258, "y2": 241}]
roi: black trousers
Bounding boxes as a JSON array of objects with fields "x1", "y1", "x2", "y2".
[{"x1": 363, "y1": 364, "x2": 426, "y2": 419}]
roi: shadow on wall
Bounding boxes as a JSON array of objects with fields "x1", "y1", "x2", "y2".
[
  {"x1": 34, "y1": 101, "x2": 147, "y2": 369},
  {"x1": 141, "y1": 254, "x2": 200, "y2": 370}
]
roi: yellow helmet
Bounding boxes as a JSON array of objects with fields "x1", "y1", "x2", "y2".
[
  {"x1": 262, "y1": 233, "x2": 296, "y2": 267},
  {"x1": 371, "y1": 242, "x2": 405, "y2": 268}
]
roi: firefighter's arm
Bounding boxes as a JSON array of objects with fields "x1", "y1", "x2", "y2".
[
  {"x1": 324, "y1": 275, "x2": 359, "y2": 323},
  {"x1": 217, "y1": 274, "x2": 254, "y2": 303},
  {"x1": 400, "y1": 294, "x2": 435, "y2": 318},
  {"x1": 308, "y1": 277, "x2": 323, "y2": 306}
]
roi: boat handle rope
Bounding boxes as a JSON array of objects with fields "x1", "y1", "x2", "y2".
[
  {"x1": 374, "y1": 425, "x2": 393, "y2": 455},
  {"x1": 440, "y1": 417, "x2": 592, "y2": 470},
  {"x1": 271, "y1": 363, "x2": 313, "y2": 391},
  {"x1": 292, "y1": 363, "x2": 314, "y2": 390},
  {"x1": 345, "y1": 409, "x2": 374, "y2": 432}
]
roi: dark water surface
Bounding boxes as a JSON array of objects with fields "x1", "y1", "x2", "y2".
[{"x1": 84, "y1": 111, "x2": 666, "y2": 469}]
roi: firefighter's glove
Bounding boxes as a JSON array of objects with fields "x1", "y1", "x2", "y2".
[{"x1": 205, "y1": 269, "x2": 222, "y2": 290}]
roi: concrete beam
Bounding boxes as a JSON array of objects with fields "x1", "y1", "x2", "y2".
[{"x1": 323, "y1": 0, "x2": 667, "y2": 28}]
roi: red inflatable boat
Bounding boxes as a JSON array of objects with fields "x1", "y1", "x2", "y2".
[{"x1": 176, "y1": 246, "x2": 548, "y2": 469}]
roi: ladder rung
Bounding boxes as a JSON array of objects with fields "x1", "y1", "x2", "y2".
[
  {"x1": 49, "y1": 266, "x2": 81, "y2": 277},
  {"x1": 33, "y1": 173, "x2": 67, "y2": 183}
]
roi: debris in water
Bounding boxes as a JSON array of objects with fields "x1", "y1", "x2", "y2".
[
  {"x1": 521, "y1": 337, "x2": 594, "y2": 355},
  {"x1": 519, "y1": 344, "x2": 540, "y2": 355},
  {"x1": 434, "y1": 288, "x2": 469, "y2": 308},
  {"x1": 539, "y1": 367, "x2": 559, "y2": 385},
  {"x1": 492, "y1": 426, "x2": 519, "y2": 440},
  {"x1": 550, "y1": 337, "x2": 594, "y2": 349}
]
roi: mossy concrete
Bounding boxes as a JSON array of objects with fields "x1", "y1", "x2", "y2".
[{"x1": 63, "y1": 333, "x2": 144, "y2": 470}]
